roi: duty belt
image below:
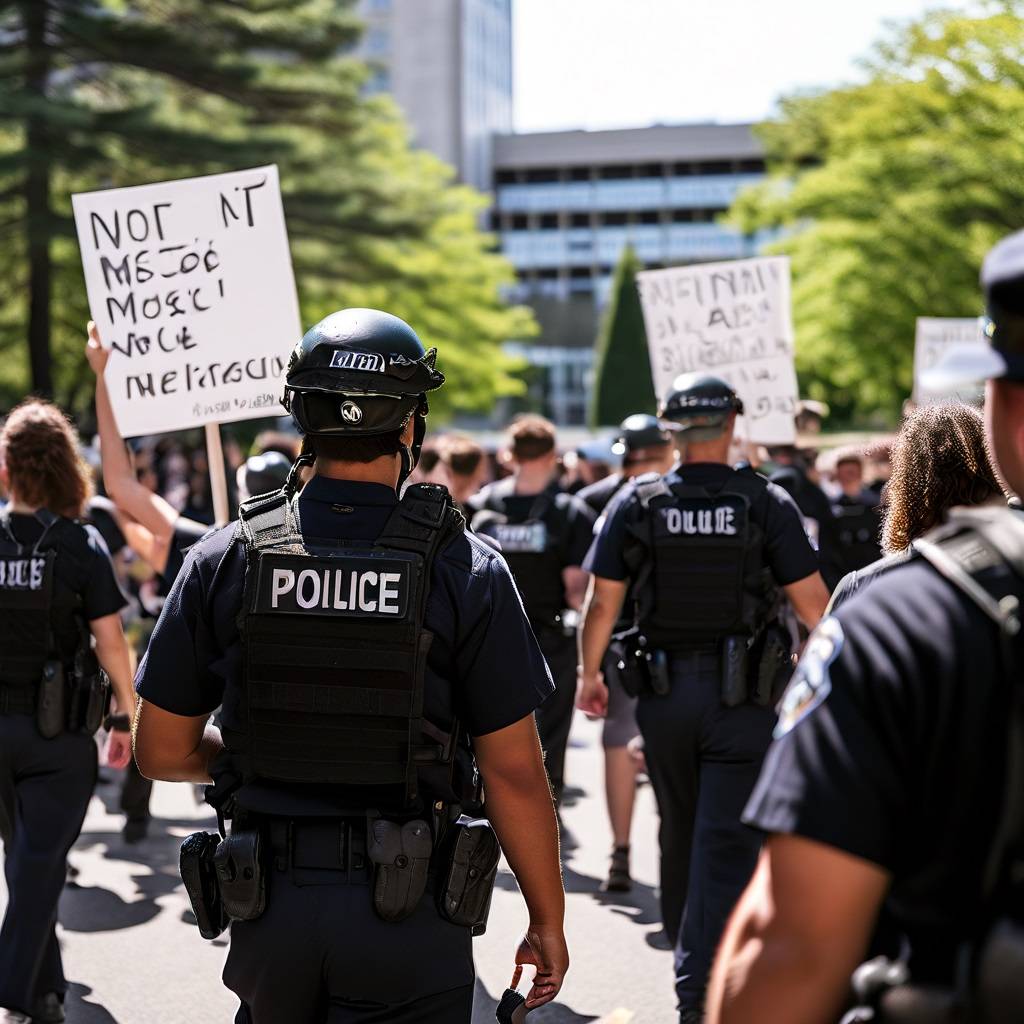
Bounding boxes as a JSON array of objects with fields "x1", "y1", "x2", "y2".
[
  {"x1": 0, "y1": 686, "x2": 36, "y2": 716},
  {"x1": 264, "y1": 817, "x2": 370, "y2": 880}
]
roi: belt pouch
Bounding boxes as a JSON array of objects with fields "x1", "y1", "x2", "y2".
[
  {"x1": 753, "y1": 625, "x2": 792, "y2": 707},
  {"x1": 436, "y1": 817, "x2": 500, "y2": 934},
  {"x1": 36, "y1": 660, "x2": 65, "y2": 738},
  {"x1": 366, "y1": 816, "x2": 432, "y2": 923},
  {"x1": 607, "y1": 632, "x2": 643, "y2": 698},
  {"x1": 81, "y1": 670, "x2": 111, "y2": 735},
  {"x1": 644, "y1": 648, "x2": 671, "y2": 697},
  {"x1": 720, "y1": 636, "x2": 749, "y2": 708},
  {"x1": 180, "y1": 831, "x2": 229, "y2": 939},
  {"x1": 214, "y1": 829, "x2": 266, "y2": 921}
]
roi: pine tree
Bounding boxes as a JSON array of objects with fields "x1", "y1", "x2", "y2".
[
  {"x1": 0, "y1": 0, "x2": 531, "y2": 412},
  {"x1": 589, "y1": 244, "x2": 657, "y2": 426}
]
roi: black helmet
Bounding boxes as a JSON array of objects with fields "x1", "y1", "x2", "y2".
[
  {"x1": 660, "y1": 373, "x2": 743, "y2": 439},
  {"x1": 611, "y1": 413, "x2": 672, "y2": 456},
  {"x1": 282, "y1": 308, "x2": 444, "y2": 483},
  {"x1": 243, "y1": 451, "x2": 291, "y2": 497}
]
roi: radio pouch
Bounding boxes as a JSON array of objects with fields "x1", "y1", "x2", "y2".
[
  {"x1": 180, "y1": 831, "x2": 229, "y2": 940},
  {"x1": 436, "y1": 817, "x2": 500, "y2": 934},
  {"x1": 753, "y1": 624, "x2": 793, "y2": 708},
  {"x1": 367, "y1": 817, "x2": 433, "y2": 923},
  {"x1": 214, "y1": 829, "x2": 266, "y2": 922},
  {"x1": 36, "y1": 660, "x2": 65, "y2": 739}
]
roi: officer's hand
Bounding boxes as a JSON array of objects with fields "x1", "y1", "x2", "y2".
[
  {"x1": 105, "y1": 730, "x2": 132, "y2": 769},
  {"x1": 514, "y1": 924, "x2": 569, "y2": 1008},
  {"x1": 85, "y1": 321, "x2": 108, "y2": 374},
  {"x1": 575, "y1": 669, "x2": 608, "y2": 719}
]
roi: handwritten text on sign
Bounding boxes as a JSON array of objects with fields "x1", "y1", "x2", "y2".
[
  {"x1": 636, "y1": 256, "x2": 798, "y2": 444},
  {"x1": 72, "y1": 166, "x2": 301, "y2": 436},
  {"x1": 913, "y1": 317, "x2": 985, "y2": 402}
]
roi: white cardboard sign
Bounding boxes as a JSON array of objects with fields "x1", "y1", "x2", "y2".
[
  {"x1": 636, "y1": 256, "x2": 798, "y2": 444},
  {"x1": 73, "y1": 165, "x2": 301, "y2": 437},
  {"x1": 913, "y1": 317, "x2": 985, "y2": 402}
]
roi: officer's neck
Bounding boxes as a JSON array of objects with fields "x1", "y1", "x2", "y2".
[
  {"x1": 313, "y1": 455, "x2": 401, "y2": 492},
  {"x1": 679, "y1": 437, "x2": 731, "y2": 467},
  {"x1": 513, "y1": 459, "x2": 557, "y2": 495},
  {"x1": 3, "y1": 488, "x2": 40, "y2": 515}
]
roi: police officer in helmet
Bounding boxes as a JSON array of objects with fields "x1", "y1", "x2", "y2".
[
  {"x1": 578, "y1": 373, "x2": 829, "y2": 1022},
  {"x1": 134, "y1": 309, "x2": 569, "y2": 1022},
  {"x1": 707, "y1": 236, "x2": 1024, "y2": 1023}
]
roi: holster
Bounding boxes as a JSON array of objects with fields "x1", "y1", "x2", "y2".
[
  {"x1": 752, "y1": 623, "x2": 794, "y2": 707},
  {"x1": 605, "y1": 630, "x2": 642, "y2": 699},
  {"x1": 36, "y1": 660, "x2": 65, "y2": 739},
  {"x1": 214, "y1": 829, "x2": 266, "y2": 922},
  {"x1": 180, "y1": 831, "x2": 229, "y2": 940},
  {"x1": 366, "y1": 816, "x2": 433, "y2": 923},
  {"x1": 841, "y1": 956, "x2": 963, "y2": 1024},
  {"x1": 644, "y1": 647, "x2": 671, "y2": 697},
  {"x1": 720, "y1": 635, "x2": 750, "y2": 708},
  {"x1": 436, "y1": 817, "x2": 500, "y2": 934}
]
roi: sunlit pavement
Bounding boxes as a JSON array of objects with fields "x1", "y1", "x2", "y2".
[{"x1": 0, "y1": 715, "x2": 676, "y2": 1022}]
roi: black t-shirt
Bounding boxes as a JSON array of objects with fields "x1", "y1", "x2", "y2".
[
  {"x1": 86, "y1": 496, "x2": 127, "y2": 556},
  {"x1": 827, "y1": 548, "x2": 912, "y2": 613},
  {"x1": 832, "y1": 488, "x2": 883, "y2": 575},
  {"x1": 584, "y1": 463, "x2": 819, "y2": 586},
  {"x1": 159, "y1": 517, "x2": 212, "y2": 591},
  {"x1": 136, "y1": 477, "x2": 555, "y2": 815},
  {"x1": 745, "y1": 554, "x2": 1023, "y2": 981},
  {"x1": 770, "y1": 466, "x2": 846, "y2": 591},
  {"x1": 577, "y1": 473, "x2": 627, "y2": 516},
  {"x1": 5, "y1": 513, "x2": 127, "y2": 661}
]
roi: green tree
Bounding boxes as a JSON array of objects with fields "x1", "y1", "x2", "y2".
[
  {"x1": 0, "y1": 0, "x2": 529, "y2": 415},
  {"x1": 589, "y1": 244, "x2": 656, "y2": 426},
  {"x1": 728, "y1": 0, "x2": 1024, "y2": 422}
]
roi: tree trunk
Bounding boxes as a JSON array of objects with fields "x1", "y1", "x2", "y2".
[{"x1": 25, "y1": 0, "x2": 53, "y2": 398}]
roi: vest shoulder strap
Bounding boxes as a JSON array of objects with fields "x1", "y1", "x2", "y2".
[
  {"x1": 236, "y1": 488, "x2": 296, "y2": 550},
  {"x1": 635, "y1": 473, "x2": 671, "y2": 510},
  {"x1": 378, "y1": 483, "x2": 462, "y2": 561}
]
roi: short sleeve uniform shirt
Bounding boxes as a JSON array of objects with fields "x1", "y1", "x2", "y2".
[{"x1": 745, "y1": 555, "x2": 1024, "y2": 980}]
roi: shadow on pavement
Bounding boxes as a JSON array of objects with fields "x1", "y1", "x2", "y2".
[
  {"x1": 65, "y1": 982, "x2": 118, "y2": 1023},
  {"x1": 472, "y1": 978, "x2": 597, "y2": 1023}
]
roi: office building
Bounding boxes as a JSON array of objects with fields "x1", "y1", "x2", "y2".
[
  {"x1": 354, "y1": 0, "x2": 513, "y2": 193},
  {"x1": 492, "y1": 123, "x2": 772, "y2": 424}
]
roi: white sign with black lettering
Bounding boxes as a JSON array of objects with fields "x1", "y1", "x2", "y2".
[
  {"x1": 72, "y1": 165, "x2": 301, "y2": 437},
  {"x1": 636, "y1": 256, "x2": 799, "y2": 444},
  {"x1": 913, "y1": 317, "x2": 986, "y2": 402}
]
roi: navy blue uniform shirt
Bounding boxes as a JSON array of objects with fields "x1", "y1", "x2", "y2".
[
  {"x1": 745, "y1": 555, "x2": 1023, "y2": 981},
  {"x1": 584, "y1": 463, "x2": 819, "y2": 585},
  {"x1": 136, "y1": 477, "x2": 554, "y2": 811}
]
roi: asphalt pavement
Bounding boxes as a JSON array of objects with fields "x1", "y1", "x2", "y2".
[{"x1": 0, "y1": 714, "x2": 678, "y2": 1022}]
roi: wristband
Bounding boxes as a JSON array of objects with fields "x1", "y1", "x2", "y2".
[{"x1": 104, "y1": 712, "x2": 131, "y2": 733}]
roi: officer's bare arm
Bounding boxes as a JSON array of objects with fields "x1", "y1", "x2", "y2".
[
  {"x1": 474, "y1": 715, "x2": 569, "y2": 1009},
  {"x1": 562, "y1": 566, "x2": 589, "y2": 611},
  {"x1": 783, "y1": 572, "x2": 830, "y2": 632},
  {"x1": 706, "y1": 834, "x2": 889, "y2": 1024},
  {"x1": 89, "y1": 612, "x2": 136, "y2": 718},
  {"x1": 576, "y1": 575, "x2": 627, "y2": 715},
  {"x1": 133, "y1": 698, "x2": 224, "y2": 783}
]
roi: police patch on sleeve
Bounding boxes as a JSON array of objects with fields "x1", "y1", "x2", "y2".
[{"x1": 773, "y1": 616, "x2": 845, "y2": 739}]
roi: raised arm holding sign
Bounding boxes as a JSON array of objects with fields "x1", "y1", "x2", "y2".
[{"x1": 636, "y1": 256, "x2": 799, "y2": 445}]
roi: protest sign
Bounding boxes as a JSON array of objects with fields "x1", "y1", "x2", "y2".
[
  {"x1": 636, "y1": 256, "x2": 798, "y2": 444},
  {"x1": 72, "y1": 165, "x2": 301, "y2": 439},
  {"x1": 913, "y1": 317, "x2": 985, "y2": 402}
]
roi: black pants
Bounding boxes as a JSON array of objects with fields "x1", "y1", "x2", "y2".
[
  {"x1": 120, "y1": 756, "x2": 153, "y2": 823},
  {"x1": 223, "y1": 829, "x2": 475, "y2": 1023},
  {"x1": 634, "y1": 650, "x2": 773, "y2": 1013},
  {"x1": 0, "y1": 713, "x2": 97, "y2": 1015},
  {"x1": 534, "y1": 628, "x2": 577, "y2": 802}
]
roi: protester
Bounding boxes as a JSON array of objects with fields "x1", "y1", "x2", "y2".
[
  {"x1": 829, "y1": 402, "x2": 1004, "y2": 610},
  {"x1": 0, "y1": 400, "x2": 135, "y2": 1023}
]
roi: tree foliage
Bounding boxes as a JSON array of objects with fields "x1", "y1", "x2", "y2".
[
  {"x1": 0, "y1": 0, "x2": 531, "y2": 418},
  {"x1": 729, "y1": 0, "x2": 1024, "y2": 422},
  {"x1": 590, "y1": 244, "x2": 656, "y2": 426}
]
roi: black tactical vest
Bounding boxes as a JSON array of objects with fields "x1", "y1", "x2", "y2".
[
  {"x1": 226, "y1": 483, "x2": 464, "y2": 807},
  {"x1": 625, "y1": 468, "x2": 780, "y2": 650},
  {"x1": 0, "y1": 510, "x2": 65, "y2": 691},
  {"x1": 471, "y1": 481, "x2": 566, "y2": 629}
]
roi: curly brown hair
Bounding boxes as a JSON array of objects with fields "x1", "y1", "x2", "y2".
[
  {"x1": 0, "y1": 399, "x2": 93, "y2": 518},
  {"x1": 882, "y1": 403, "x2": 1003, "y2": 553}
]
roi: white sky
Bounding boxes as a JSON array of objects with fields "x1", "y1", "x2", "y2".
[{"x1": 513, "y1": 0, "x2": 950, "y2": 132}]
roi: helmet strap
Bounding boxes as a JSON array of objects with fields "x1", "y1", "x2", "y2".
[
  {"x1": 285, "y1": 446, "x2": 315, "y2": 499},
  {"x1": 397, "y1": 403, "x2": 428, "y2": 491}
]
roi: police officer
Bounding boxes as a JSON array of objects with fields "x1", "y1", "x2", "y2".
[
  {"x1": 0, "y1": 399, "x2": 135, "y2": 1024},
  {"x1": 830, "y1": 448, "x2": 883, "y2": 576},
  {"x1": 133, "y1": 309, "x2": 569, "y2": 1023},
  {"x1": 469, "y1": 415, "x2": 596, "y2": 803},
  {"x1": 577, "y1": 414, "x2": 676, "y2": 892},
  {"x1": 706, "y1": 234, "x2": 1024, "y2": 1024},
  {"x1": 578, "y1": 374, "x2": 829, "y2": 1022}
]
